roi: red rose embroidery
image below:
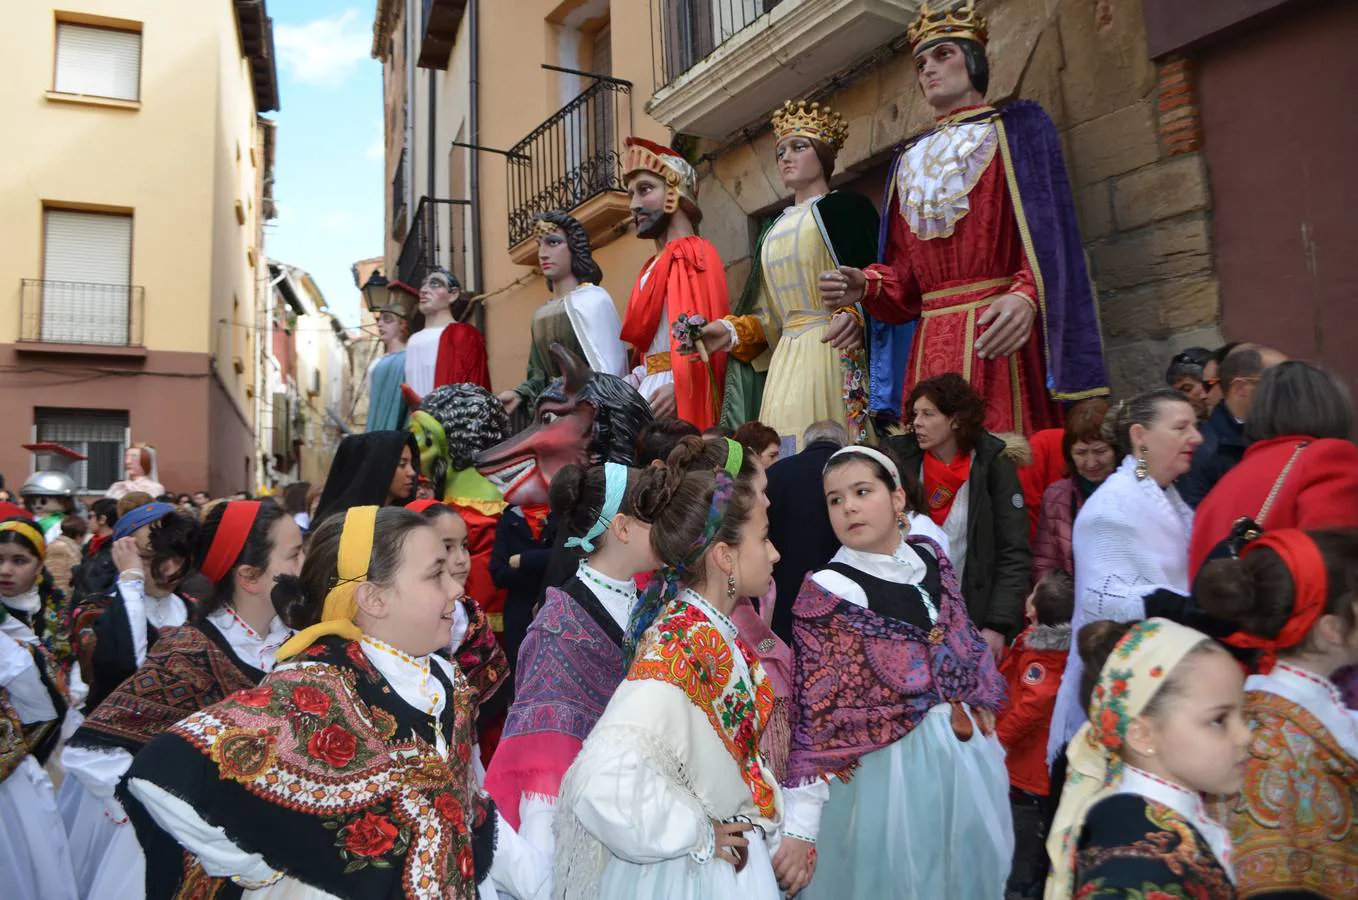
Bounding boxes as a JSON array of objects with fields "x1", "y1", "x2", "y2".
[
  {"x1": 340, "y1": 812, "x2": 399, "y2": 858},
  {"x1": 434, "y1": 793, "x2": 465, "y2": 827},
  {"x1": 457, "y1": 845, "x2": 474, "y2": 880},
  {"x1": 304, "y1": 644, "x2": 328, "y2": 658},
  {"x1": 235, "y1": 686, "x2": 273, "y2": 708},
  {"x1": 291, "y1": 685, "x2": 331, "y2": 716},
  {"x1": 307, "y1": 723, "x2": 358, "y2": 768}
]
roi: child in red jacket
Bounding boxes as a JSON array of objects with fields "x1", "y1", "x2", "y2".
[{"x1": 997, "y1": 570, "x2": 1073, "y2": 897}]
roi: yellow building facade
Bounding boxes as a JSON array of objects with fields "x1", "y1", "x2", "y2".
[{"x1": 0, "y1": 0, "x2": 278, "y2": 497}]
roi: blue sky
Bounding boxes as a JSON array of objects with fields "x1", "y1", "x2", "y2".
[{"x1": 266, "y1": 1, "x2": 383, "y2": 329}]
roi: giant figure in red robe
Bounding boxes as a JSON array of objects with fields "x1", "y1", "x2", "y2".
[
  {"x1": 822, "y1": 0, "x2": 1109, "y2": 435},
  {"x1": 619, "y1": 137, "x2": 730, "y2": 430}
]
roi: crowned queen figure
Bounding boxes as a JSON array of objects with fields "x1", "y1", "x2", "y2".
[{"x1": 821, "y1": 0, "x2": 1109, "y2": 434}]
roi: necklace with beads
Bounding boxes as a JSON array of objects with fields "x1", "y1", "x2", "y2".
[
  {"x1": 578, "y1": 563, "x2": 636, "y2": 604},
  {"x1": 361, "y1": 637, "x2": 446, "y2": 749}
]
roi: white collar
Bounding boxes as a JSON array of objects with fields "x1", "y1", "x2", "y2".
[
  {"x1": 206, "y1": 607, "x2": 291, "y2": 673},
  {"x1": 358, "y1": 637, "x2": 449, "y2": 743},
  {"x1": 830, "y1": 539, "x2": 928, "y2": 585},
  {"x1": 1247, "y1": 663, "x2": 1358, "y2": 759},
  {"x1": 1, "y1": 588, "x2": 41, "y2": 616},
  {"x1": 1117, "y1": 766, "x2": 1235, "y2": 881},
  {"x1": 579, "y1": 563, "x2": 638, "y2": 631}
]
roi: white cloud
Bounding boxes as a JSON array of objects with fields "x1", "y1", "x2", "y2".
[{"x1": 275, "y1": 10, "x2": 370, "y2": 87}]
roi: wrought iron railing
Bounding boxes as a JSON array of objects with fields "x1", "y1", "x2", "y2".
[
  {"x1": 506, "y1": 76, "x2": 633, "y2": 248},
  {"x1": 19, "y1": 279, "x2": 144, "y2": 346},
  {"x1": 652, "y1": 0, "x2": 785, "y2": 90},
  {"x1": 392, "y1": 149, "x2": 408, "y2": 239},
  {"x1": 396, "y1": 197, "x2": 470, "y2": 287}
]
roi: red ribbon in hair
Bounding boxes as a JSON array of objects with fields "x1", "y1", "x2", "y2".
[
  {"x1": 200, "y1": 501, "x2": 262, "y2": 583},
  {"x1": 1222, "y1": 529, "x2": 1329, "y2": 673}
]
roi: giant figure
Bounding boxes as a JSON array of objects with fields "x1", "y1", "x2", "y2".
[
  {"x1": 822, "y1": 0, "x2": 1108, "y2": 434},
  {"x1": 404, "y1": 267, "x2": 490, "y2": 399},
  {"x1": 618, "y1": 137, "x2": 731, "y2": 429}
]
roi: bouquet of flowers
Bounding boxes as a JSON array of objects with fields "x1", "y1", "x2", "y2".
[{"x1": 670, "y1": 313, "x2": 720, "y2": 414}]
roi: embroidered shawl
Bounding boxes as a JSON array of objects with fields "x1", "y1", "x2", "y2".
[
  {"x1": 120, "y1": 636, "x2": 495, "y2": 900},
  {"x1": 1218, "y1": 690, "x2": 1356, "y2": 897},
  {"x1": 449, "y1": 595, "x2": 509, "y2": 710},
  {"x1": 785, "y1": 535, "x2": 1006, "y2": 785},
  {"x1": 628, "y1": 595, "x2": 778, "y2": 819},
  {"x1": 0, "y1": 688, "x2": 29, "y2": 781},
  {"x1": 69, "y1": 621, "x2": 262, "y2": 755},
  {"x1": 483, "y1": 584, "x2": 625, "y2": 829}
]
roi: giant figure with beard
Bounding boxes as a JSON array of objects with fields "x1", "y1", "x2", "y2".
[
  {"x1": 476, "y1": 344, "x2": 652, "y2": 509},
  {"x1": 618, "y1": 137, "x2": 731, "y2": 429}
]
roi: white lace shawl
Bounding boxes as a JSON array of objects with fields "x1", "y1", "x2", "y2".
[{"x1": 1048, "y1": 456, "x2": 1194, "y2": 761}]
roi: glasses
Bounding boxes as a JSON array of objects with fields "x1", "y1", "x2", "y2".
[{"x1": 1202, "y1": 378, "x2": 1220, "y2": 390}]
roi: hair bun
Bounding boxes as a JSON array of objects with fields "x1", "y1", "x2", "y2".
[
  {"x1": 271, "y1": 573, "x2": 313, "y2": 629},
  {"x1": 548, "y1": 464, "x2": 588, "y2": 519},
  {"x1": 1077, "y1": 619, "x2": 1135, "y2": 673},
  {"x1": 630, "y1": 465, "x2": 684, "y2": 523}
]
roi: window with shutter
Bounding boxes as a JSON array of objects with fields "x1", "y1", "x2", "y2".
[
  {"x1": 54, "y1": 23, "x2": 142, "y2": 101},
  {"x1": 41, "y1": 209, "x2": 133, "y2": 344},
  {"x1": 34, "y1": 408, "x2": 129, "y2": 493}
]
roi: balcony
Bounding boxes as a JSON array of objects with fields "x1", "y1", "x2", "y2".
[
  {"x1": 17, "y1": 279, "x2": 145, "y2": 356},
  {"x1": 648, "y1": 0, "x2": 921, "y2": 138},
  {"x1": 396, "y1": 197, "x2": 469, "y2": 288},
  {"x1": 417, "y1": 0, "x2": 467, "y2": 70},
  {"x1": 392, "y1": 149, "x2": 408, "y2": 240},
  {"x1": 506, "y1": 77, "x2": 634, "y2": 266}
]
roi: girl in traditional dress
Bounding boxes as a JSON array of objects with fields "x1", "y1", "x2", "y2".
[
  {"x1": 778, "y1": 444, "x2": 1009, "y2": 898},
  {"x1": 485, "y1": 463, "x2": 656, "y2": 861},
  {"x1": 0, "y1": 505, "x2": 76, "y2": 692},
  {"x1": 60, "y1": 499, "x2": 303, "y2": 898},
  {"x1": 121, "y1": 506, "x2": 548, "y2": 899},
  {"x1": 555, "y1": 467, "x2": 783, "y2": 899},
  {"x1": 707, "y1": 99, "x2": 880, "y2": 448},
  {"x1": 0, "y1": 512, "x2": 78, "y2": 900},
  {"x1": 498, "y1": 212, "x2": 627, "y2": 418},
  {"x1": 1046, "y1": 618, "x2": 1247, "y2": 899},
  {"x1": 1196, "y1": 529, "x2": 1358, "y2": 898},
  {"x1": 88, "y1": 502, "x2": 200, "y2": 710}
]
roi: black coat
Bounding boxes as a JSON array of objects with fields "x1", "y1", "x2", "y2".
[
  {"x1": 889, "y1": 431, "x2": 1031, "y2": 635},
  {"x1": 1178, "y1": 403, "x2": 1247, "y2": 509},
  {"x1": 489, "y1": 508, "x2": 556, "y2": 671},
  {"x1": 70, "y1": 538, "x2": 117, "y2": 607},
  {"x1": 766, "y1": 440, "x2": 844, "y2": 643}
]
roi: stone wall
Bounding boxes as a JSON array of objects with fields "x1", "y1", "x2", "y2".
[{"x1": 695, "y1": 0, "x2": 1222, "y2": 399}]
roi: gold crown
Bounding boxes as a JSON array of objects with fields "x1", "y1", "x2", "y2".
[
  {"x1": 771, "y1": 100, "x2": 849, "y2": 152},
  {"x1": 907, "y1": 0, "x2": 988, "y2": 52},
  {"x1": 534, "y1": 218, "x2": 560, "y2": 238}
]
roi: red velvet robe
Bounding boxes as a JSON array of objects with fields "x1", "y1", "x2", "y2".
[
  {"x1": 434, "y1": 322, "x2": 491, "y2": 392},
  {"x1": 864, "y1": 146, "x2": 1060, "y2": 434},
  {"x1": 620, "y1": 235, "x2": 730, "y2": 429}
]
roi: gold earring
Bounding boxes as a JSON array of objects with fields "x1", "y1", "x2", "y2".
[
  {"x1": 1134, "y1": 446, "x2": 1149, "y2": 481},
  {"x1": 727, "y1": 574, "x2": 737, "y2": 600}
]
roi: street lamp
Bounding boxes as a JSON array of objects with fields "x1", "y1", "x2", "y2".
[{"x1": 360, "y1": 270, "x2": 391, "y2": 314}]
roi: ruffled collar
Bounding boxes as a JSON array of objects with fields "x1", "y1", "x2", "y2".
[
  {"x1": 829, "y1": 539, "x2": 927, "y2": 586},
  {"x1": 1117, "y1": 766, "x2": 1234, "y2": 881}
]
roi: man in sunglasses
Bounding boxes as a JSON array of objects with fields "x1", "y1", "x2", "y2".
[{"x1": 1164, "y1": 346, "x2": 1213, "y2": 419}]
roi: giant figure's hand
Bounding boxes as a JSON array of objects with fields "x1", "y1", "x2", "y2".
[
  {"x1": 822, "y1": 312, "x2": 864, "y2": 352},
  {"x1": 497, "y1": 390, "x2": 522, "y2": 415},
  {"x1": 649, "y1": 383, "x2": 677, "y2": 419},
  {"x1": 700, "y1": 320, "x2": 734, "y2": 354},
  {"x1": 818, "y1": 266, "x2": 866, "y2": 310},
  {"x1": 974, "y1": 294, "x2": 1035, "y2": 360}
]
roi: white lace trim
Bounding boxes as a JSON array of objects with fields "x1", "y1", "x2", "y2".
[{"x1": 896, "y1": 122, "x2": 998, "y2": 240}]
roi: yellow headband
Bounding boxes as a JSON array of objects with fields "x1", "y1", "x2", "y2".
[
  {"x1": 0, "y1": 520, "x2": 46, "y2": 560},
  {"x1": 276, "y1": 505, "x2": 377, "y2": 661}
]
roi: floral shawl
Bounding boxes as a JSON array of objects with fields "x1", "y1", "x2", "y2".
[{"x1": 121, "y1": 635, "x2": 495, "y2": 900}]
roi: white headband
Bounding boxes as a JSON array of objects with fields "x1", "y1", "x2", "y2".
[{"x1": 825, "y1": 445, "x2": 901, "y2": 489}]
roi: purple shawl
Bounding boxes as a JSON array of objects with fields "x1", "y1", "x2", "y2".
[
  {"x1": 482, "y1": 586, "x2": 625, "y2": 828},
  {"x1": 868, "y1": 100, "x2": 1108, "y2": 418},
  {"x1": 785, "y1": 536, "x2": 1007, "y2": 784}
]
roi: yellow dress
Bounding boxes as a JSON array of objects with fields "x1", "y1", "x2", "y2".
[{"x1": 728, "y1": 197, "x2": 862, "y2": 452}]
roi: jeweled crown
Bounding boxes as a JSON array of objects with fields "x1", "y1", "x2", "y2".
[
  {"x1": 771, "y1": 100, "x2": 849, "y2": 152},
  {"x1": 907, "y1": 0, "x2": 989, "y2": 52}
]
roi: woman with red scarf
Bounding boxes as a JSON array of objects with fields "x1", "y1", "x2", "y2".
[{"x1": 887, "y1": 373, "x2": 1031, "y2": 659}]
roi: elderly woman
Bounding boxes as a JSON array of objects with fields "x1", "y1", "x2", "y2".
[
  {"x1": 1048, "y1": 389, "x2": 1203, "y2": 759},
  {"x1": 1031, "y1": 399, "x2": 1115, "y2": 583}
]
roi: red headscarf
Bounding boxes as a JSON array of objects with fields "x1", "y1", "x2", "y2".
[{"x1": 1223, "y1": 530, "x2": 1329, "y2": 673}]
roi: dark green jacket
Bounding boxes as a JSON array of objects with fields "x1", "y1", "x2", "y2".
[
  {"x1": 720, "y1": 191, "x2": 880, "y2": 430},
  {"x1": 888, "y1": 431, "x2": 1032, "y2": 636}
]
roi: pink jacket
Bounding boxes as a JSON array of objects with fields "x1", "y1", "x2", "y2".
[{"x1": 1032, "y1": 477, "x2": 1082, "y2": 584}]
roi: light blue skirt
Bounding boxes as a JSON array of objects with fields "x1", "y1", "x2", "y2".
[{"x1": 801, "y1": 704, "x2": 1013, "y2": 900}]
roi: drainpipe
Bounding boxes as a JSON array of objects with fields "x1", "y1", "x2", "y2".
[
  {"x1": 428, "y1": 69, "x2": 437, "y2": 208},
  {"x1": 469, "y1": 0, "x2": 484, "y2": 334}
]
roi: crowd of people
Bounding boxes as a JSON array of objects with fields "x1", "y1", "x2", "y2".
[{"x1": 3, "y1": 2, "x2": 1356, "y2": 897}]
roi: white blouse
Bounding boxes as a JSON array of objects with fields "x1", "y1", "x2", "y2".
[{"x1": 116, "y1": 579, "x2": 189, "y2": 668}]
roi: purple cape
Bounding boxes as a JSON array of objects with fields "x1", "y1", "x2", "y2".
[{"x1": 868, "y1": 100, "x2": 1109, "y2": 419}]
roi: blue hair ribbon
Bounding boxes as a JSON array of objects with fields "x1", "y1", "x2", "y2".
[{"x1": 564, "y1": 462, "x2": 629, "y2": 554}]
